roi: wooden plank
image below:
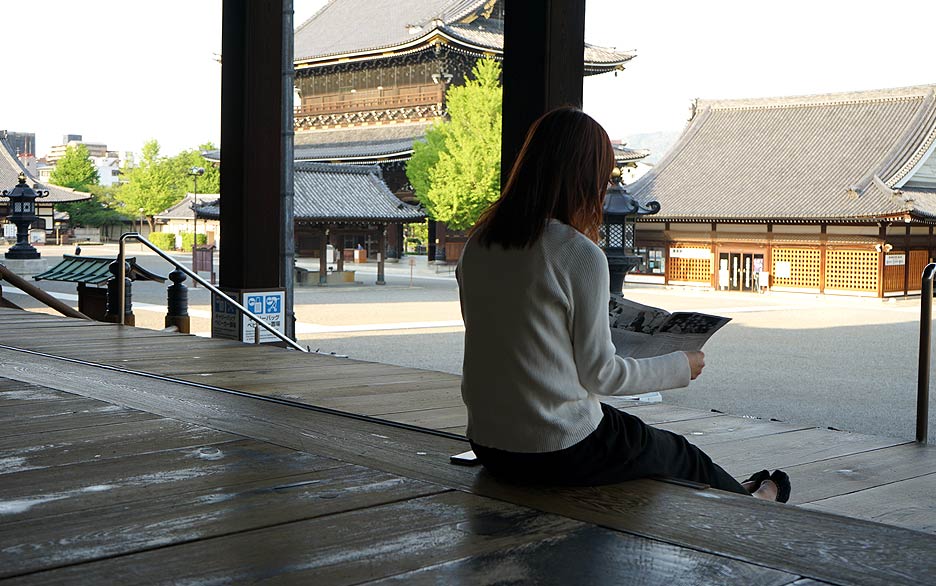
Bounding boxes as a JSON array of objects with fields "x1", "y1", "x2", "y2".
[
  {"x1": 170, "y1": 363, "x2": 451, "y2": 387},
  {"x1": 6, "y1": 348, "x2": 936, "y2": 584},
  {"x1": 266, "y1": 377, "x2": 462, "y2": 400},
  {"x1": 699, "y1": 428, "x2": 902, "y2": 476},
  {"x1": 786, "y1": 443, "x2": 936, "y2": 505},
  {"x1": 0, "y1": 385, "x2": 76, "y2": 406},
  {"x1": 0, "y1": 438, "x2": 343, "y2": 523},
  {"x1": 801, "y1": 472, "x2": 936, "y2": 533},
  {"x1": 608, "y1": 402, "x2": 723, "y2": 425},
  {"x1": 3, "y1": 492, "x2": 583, "y2": 585},
  {"x1": 655, "y1": 415, "x2": 813, "y2": 448},
  {"x1": 316, "y1": 388, "x2": 464, "y2": 416},
  {"x1": 380, "y1": 406, "x2": 468, "y2": 429},
  {"x1": 365, "y1": 524, "x2": 797, "y2": 586},
  {"x1": 0, "y1": 464, "x2": 446, "y2": 579},
  {"x1": 229, "y1": 372, "x2": 460, "y2": 395},
  {"x1": 0, "y1": 418, "x2": 239, "y2": 474},
  {"x1": 0, "y1": 399, "x2": 160, "y2": 439}
]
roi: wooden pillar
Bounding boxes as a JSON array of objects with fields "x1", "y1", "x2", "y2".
[
  {"x1": 386, "y1": 223, "x2": 401, "y2": 260},
  {"x1": 319, "y1": 227, "x2": 328, "y2": 286},
  {"x1": 220, "y1": 0, "x2": 295, "y2": 335},
  {"x1": 877, "y1": 223, "x2": 887, "y2": 298},
  {"x1": 377, "y1": 225, "x2": 387, "y2": 285},
  {"x1": 765, "y1": 223, "x2": 773, "y2": 290},
  {"x1": 501, "y1": 0, "x2": 586, "y2": 186},
  {"x1": 434, "y1": 221, "x2": 447, "y2": 262},
  {"x1": 905, "y1": 224, "x2": 912, "y2": 295},
  {"x1": 819, "y1": 224, "x2": 827, "y2": 294},
  {"x1": 663, "y1": 222, "x2": 671, "y2": 285},
  {"x1": 336, "y1": 233, "x2": 345, "y2": 272},
  {"x1": 427, "y1": 220, "x2": 436, "y2": 262}
]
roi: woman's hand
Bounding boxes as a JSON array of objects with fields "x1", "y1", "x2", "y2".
[{"x1": 685, "y1": 351, "x2": 705, "y2": 380}]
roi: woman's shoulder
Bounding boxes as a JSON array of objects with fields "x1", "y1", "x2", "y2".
[{"x1": 543, "y1": 221, "x2": 604, "y2": 260}]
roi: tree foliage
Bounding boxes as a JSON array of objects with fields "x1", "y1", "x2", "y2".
[
  {"x1": 56, "y1": 184, "x2": 128, "y2": 228},
  {"x1": 405, "y1": 58, "x2": 502, "y2": 230},
  {"x1": 113, "y1": 140, "x2": 218, "y2": 231},
  {"x1": 49, "y1": 144, "x2": 99, "y2": 191}
]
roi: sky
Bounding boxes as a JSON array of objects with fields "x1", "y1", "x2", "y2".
[{"x1": 2, "y1": 1, "x2": 934, "y2": 158}]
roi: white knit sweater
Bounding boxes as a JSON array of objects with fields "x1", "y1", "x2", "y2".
[{"x1": 457, "y1": 220, "x2": 691, "y2": 453}]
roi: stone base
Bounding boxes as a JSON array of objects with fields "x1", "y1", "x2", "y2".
[{"x1": 1, "y1": 258, "x2": 50, "y2": 277}]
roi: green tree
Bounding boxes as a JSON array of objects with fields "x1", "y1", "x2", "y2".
[
  {"x1": 49, "y1": 144, "x2": 99, "y2": 191},
  {"x1": 405, "y1": 58, "x2": 502, "y2": 230},
  {"x1": 114, "y1": 140, "x2": 183, "y2": 231},
  {"x1": 56, "y1": 185, "x2": 128, "y2": 228},
  {"x1": 171, "y1": 143, "x2": 220, "y2": 195},
  {"x1": 114, "y1": 140, "x2": 220, "y2": 231}
]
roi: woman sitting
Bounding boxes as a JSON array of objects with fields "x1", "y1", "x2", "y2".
[{"x1": 456, "y1": 107, "x2": 789, "y2": 502}]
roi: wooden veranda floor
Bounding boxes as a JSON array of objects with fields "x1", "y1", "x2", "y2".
[{"x1": 2, "y1": 307, "x2": 936, "y2": 583}]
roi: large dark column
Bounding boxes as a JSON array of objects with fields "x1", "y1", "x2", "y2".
[
  {"x1": 500, "y1": 0, "x2": 586, "y2": 185},
  {"x1": 220, "y1": 0, "x2": 295, "y2": 337}
]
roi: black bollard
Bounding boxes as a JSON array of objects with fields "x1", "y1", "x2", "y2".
[
  {"x1": 105, "y1": 260, "x2": 134, "y2": 326},
  {"x1": 165, "y1": 268, "x2": 190, "y2": 333}
]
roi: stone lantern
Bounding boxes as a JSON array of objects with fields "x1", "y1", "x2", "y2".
[
  {"x1": 601, "y1": 167, "x2": 660, "y2": 292},
  {"x1": 4, "y1": 173, "x2": 48, "y2": 260}
]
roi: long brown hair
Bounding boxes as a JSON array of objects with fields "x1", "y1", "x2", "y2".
[{"x1": 473, "y1": 107, "x2": 615, "y2": 248}]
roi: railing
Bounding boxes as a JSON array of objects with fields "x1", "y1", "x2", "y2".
[
  {"x1": 295, "y1": 85, "x2": 444, "y2": 117},
  {"x1": 917, "y1": 263, "x2": 935, "y2": 443},
  {"x1": 117, "y1": 232, "x2": 307, "y2": 353},
  {"x1": 0, "y1": 263, "x2": 91, "y2": 320}
]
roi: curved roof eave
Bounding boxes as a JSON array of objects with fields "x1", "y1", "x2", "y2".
[{"x1": 295, "y1": 27, "x2": 633, "y2": 72}]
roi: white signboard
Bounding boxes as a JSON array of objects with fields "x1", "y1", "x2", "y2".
[
  {"x1": 775, "y1": 261, "x2": 792, "y2": 279},
  {"x1": 885, "y1": 254, "x2": 906, "y2": 266},
  {"x1": 2, "y1": 223, "x2": 16, "y2": 238},
  {"x1": 669, "y1": 247, "x2": 710, "y2": 260},
  {"x1": 241, "y1": 291, "x2": 286, "y2": 343}
]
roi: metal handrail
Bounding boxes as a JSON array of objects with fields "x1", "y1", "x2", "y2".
[
  {"x1": 917, "y1": 263, "x2": 935, "y2": 443},
  {"x1": 117, "y1": 232, "x2": 307, "y2": 353}
]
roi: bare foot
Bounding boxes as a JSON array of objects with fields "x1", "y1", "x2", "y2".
[{"x1": 751, "y1": 479, "x2": 778, "y2": 501}]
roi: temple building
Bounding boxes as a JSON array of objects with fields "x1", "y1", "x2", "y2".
[
  {"x1": 0, "y1": 137, "x2": 90, "y2": 245},
  {"x1": 626, "y1": 84, "x2": 936, "y2": 297},
  {"x1": 293, "y1": 0, "x2": 635, "y2": 260}
]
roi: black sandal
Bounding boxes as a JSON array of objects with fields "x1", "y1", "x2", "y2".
[
  {"x1": 769, "y1": 470, "x2": 791, "y2": 503},
  {"x1": 743, "y1": 469, "x2": 770, "y2": 492}
]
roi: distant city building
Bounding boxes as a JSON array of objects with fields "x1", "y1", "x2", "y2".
[
  {"x1": 626, "y1": 84, "x2": 936, "y2": 297},
  {"x1": 1, "y1": 130, "x2": 37, "y2": 157},
  {"x1": 47, "y1": 135, "x2": 108, "y2": 164},
  {"x1": 90, "y1": 155, "x2": 122, "y2": 187}
]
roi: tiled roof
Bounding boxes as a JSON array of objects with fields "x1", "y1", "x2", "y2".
[
  {"x1": 0, "y1": 139, "x2": 89, "y2": 204},
  {"x1": 626, "y1": 84, "x2": 936, "y2": 222},
  {"x1": 34, "y1": 254, "x2": 165, "y2": 284},
  {"x1": 294, "y1": 162, "x2": 426, "y2": 222},
  {"x1": 294, "y1": 0, "x2": 633, "y2": 71},
  {"x1": 154, "y1": 194, "x2": 220, "y2": 220},
  {"x1": 294, "y1": 123, "x2": 433, "y2": 162},
  {"x1": 295, "y1": 138, "x2": 416, "y2": 162}
]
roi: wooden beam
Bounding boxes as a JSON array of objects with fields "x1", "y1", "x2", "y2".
[
  {"x1": 500, "y1": 0, "x2": 586, "y2": 185},
  {"x1": 220, "y1": 0, "x2": 295, "y2": 336}
]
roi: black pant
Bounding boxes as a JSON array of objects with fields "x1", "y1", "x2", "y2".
[{"x1": 470, "y1": 402, "x2": 748, "y2": 495}]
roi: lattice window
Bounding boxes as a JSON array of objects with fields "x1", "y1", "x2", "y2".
[
  {"x1": 607, "y1": 224, "x2": 623, "y2": 248},
  {"x1": 668, "y1": 248, "x2": 711, "y2": 282},
  {"x1": 772, "y1": 248, "x2": 820, "y2": 288},
  {"x1": 825, "y1": 250, "x2": 877, "y2": 292}
]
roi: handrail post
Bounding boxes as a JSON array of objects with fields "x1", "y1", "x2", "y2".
[{"x1": 917, "y1": 263, "x2": 935, "y2": 444}]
